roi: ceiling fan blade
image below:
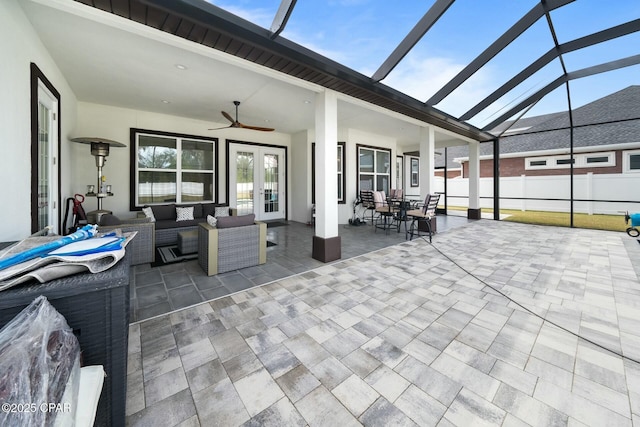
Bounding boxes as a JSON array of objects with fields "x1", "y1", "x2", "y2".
[
  {"x1": 212, "y1": 102, "x2": 275, "y2": 131},
  {"x1": 238, "y1": 122, "x2": 275, "y2": 132},
  {"x1": 221, "y1": 111, "x2": 235, "y2": 123}
]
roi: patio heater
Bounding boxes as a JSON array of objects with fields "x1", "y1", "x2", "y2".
[{"x1": 71, "y1": 137, "x2": 126, "y2": 224}]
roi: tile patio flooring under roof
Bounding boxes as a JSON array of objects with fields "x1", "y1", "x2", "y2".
[
  {"x1": 130, "y1": 216, "x2": 472, "y2": 323},
  {"x1": 126, "y1": 219, "x2": 640, "y2": 426}
]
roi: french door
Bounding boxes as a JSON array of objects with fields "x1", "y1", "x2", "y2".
[
  {"x1": 36, "y1": 81, "x2": 59, "y2": 233},
  {"x1": 229, "y1": 144, "x2": 286, "y2": 220}
]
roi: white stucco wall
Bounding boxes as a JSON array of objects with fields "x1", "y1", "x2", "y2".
[
  {"x1": 0, "y1": 0, "x2": 77, "y2": 241},
  {"x1": 341, "y1": 129, "x2": 397, "y2": 224},
  {"x1": 290, "y1": 130, "x2": 311, "y2": 224},
  {"x1": 75, "y1": 102, "x2": 292, "y2": 219}
]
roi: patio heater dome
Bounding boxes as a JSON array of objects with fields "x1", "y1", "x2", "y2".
[{"x1": 71, "y1": 137, "x2": 126, "y2": 224}]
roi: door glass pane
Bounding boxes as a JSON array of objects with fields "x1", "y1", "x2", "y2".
[
  {"x1": 236, "y1": 151, "x2": 254, "y2": 215},
  {"x1": 37, "y1": 102, "x2": 50, "y2": 230},
  {"x1": 138, "y1": 171, "x2": 176, "y2": 204},
  {"x1": 264, "y1": 154, "x2": 279, "y2": 213},
  {"x1": 181, "y1": 140, "x2": 214, "y2": 170},
  {"x1": 181, "y1": 172, "x2": 213, "y2": 202}
]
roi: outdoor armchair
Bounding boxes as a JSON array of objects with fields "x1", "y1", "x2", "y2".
[{"x1": 98, "y1": 215, "x2": 155, "y2": 265}]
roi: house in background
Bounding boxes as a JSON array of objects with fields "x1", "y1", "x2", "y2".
[{"x1": 435, "y1": 86, "x2": 640, "y2": 214}]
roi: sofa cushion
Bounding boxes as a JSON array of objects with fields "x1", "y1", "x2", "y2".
[
  {"x1": 217, "y1": 214, "x2": 255, "y2": 229},
  {"x1": 154, "y1": 218, "x2": 204, "y2": 230},
  {"x1": 201, "y1": 203, "x2": 217, "y2": 218},
  {"x1": 151, "y1": 204, "x2": 176, "y2": 221}
]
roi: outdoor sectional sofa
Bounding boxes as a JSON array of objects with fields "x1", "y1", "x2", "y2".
[{"x1": 138, "y1": 203, "x2": 236, "y2": 247}]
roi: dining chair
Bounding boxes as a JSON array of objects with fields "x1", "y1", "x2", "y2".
[
  {"x1": 406, "y1": 193, "x2": 441, "y2": 242},
  {"x1": 359, "y1": 190, "x2": 376, "y2": 224}
]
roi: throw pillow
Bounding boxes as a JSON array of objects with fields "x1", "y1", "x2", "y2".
[
  {"x1": 141, "y1": 207, "x2": 156, "y2": 222},
  {"x1": 206, "y1": 215, "x2": 217, "y2": 227},
  {"x1": 214, "y1": 206, "x2": 230, "y2": 217},
  {"x1": 176, "y1": 206, "x2": 194, "y2": 222}
]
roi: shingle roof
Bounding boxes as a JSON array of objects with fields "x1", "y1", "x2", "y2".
[{"x1": 436, "y1": 86, "x2": 640, "y2": 168}]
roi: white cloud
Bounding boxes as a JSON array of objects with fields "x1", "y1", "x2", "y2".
[
  {"x1": 206, "y1": 1, "x2": 274, "y2": 29},
  {"x1": 381, "y1": 54, "x2": 512, "y2": 126}
]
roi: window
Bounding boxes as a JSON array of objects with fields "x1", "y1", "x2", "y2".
[
  {"x1": 337, "y1": 142, "x2": 345, "y2": 203},
  {"x1": 555, "y1": 158, "x2": 574, "y2": 166},
  {"x1": 526, "y1": 152, "x2": 615, "y2": 170},
  {"x1": 410, "y1": 157, "x2": 419, "y2": 187},
  {"x1": 624, "y1": 150, "x2": 640, "y2": 173},
  {"x1": 311, "y1": 141, "x2": 345, "y2": 204},
  {"x1": 586, "y1": 156, "x2": 609, "y2": 164},
  {"x1": 358, "y1": 145, "x2": 391, "y2": 193},
  {"x1": 132, "y1": 129, "x2": 217, "y2": 207}
]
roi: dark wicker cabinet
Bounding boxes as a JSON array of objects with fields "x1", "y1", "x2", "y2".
[{"x1": 0, "y1": 254, "x2": 130, "y2": 427}]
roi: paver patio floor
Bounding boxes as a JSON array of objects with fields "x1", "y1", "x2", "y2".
[{"x1": 126, "y1": 219, "x2": 640, "y2": 426}]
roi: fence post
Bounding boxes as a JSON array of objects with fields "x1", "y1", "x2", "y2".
[
  {"x1": 587, "y1": 172, "x2": 593, "y2": 215},
  {"x1": 520, "y1": 174, "x2": 526, "y2": 212}
]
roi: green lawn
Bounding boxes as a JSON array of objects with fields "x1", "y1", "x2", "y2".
[{"x1": 446, "y1": 206, "x2": 628, "y2": 232}]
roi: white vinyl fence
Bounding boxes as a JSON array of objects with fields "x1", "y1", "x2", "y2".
[{"x1": 444, "y1": 172, "x2": 640, "y2": 215}]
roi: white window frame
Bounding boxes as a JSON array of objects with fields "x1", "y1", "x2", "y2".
[
  {"x1": 134, "y1": 131, "x2": 217, "y2": 206},
  {"x1": 623, "y1": 149, "x2": 640, "y2": 173},
  {"x1": 525, "y1": 152, "x2": 615, "y2": 170},
  {"x1": 357, "y1": 145, "x2": 391, "y2": 193},
  {"x1": 337, "y1": 142, "x2": 344, "y2": 203}
]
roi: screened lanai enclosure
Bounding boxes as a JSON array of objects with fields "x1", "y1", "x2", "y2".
[{"x1": 72, "y1": 0, "x2": 640, "y2": 229}]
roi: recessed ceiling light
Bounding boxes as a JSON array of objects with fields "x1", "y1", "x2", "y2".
[
  {"x1": 161, "y1": 100, "x2": 171, "y2": 104},
  {"x1": 303, "y1": 100, "x2": 311, "y2": 104},
  {"x1": 175, "y1": 64, "x2": 188, "y2": 70}
]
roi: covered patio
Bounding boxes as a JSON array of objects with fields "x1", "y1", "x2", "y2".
[
  {"x1": 130, "y1": 215, "x2": 476, "y2": 322},
  {"x1": 126, "y1": 220, "x2": 640, "y2": 425}
]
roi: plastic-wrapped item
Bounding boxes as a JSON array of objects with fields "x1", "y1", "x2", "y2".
[{"x1": 0, "y1": 296, "x2": 80, "y2": 426}]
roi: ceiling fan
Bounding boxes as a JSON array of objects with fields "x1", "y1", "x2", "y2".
[{"x1": 209, "y1": 100, "x2": 275, "y2": 132}]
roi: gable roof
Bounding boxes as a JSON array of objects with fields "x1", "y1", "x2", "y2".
[{"x1": 437, "y1": 85, "x2": 640, "y2": 167}]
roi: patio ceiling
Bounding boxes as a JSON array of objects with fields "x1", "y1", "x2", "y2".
[{"x1": 20, "y1": 0, "x2": 639, "y2": 147}]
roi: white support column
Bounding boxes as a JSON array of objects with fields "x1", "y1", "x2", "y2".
[
  {"x1": 468, "y1": 140, "x2": 481, "y2": 219},
  {"x1": 312, "y1": 90, "x2": 341, "y2": 262},
  {"x1": 419, "y1": 126, "x2": 435, "y2": 200}
]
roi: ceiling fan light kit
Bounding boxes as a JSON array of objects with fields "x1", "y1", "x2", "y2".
[{"x1": 209, "y1": 100, "x2": 275, "y2": 132}]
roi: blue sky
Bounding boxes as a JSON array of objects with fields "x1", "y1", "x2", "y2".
[{"x1": 209, "y1": 0, "x2": 639, "y2": 128}]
